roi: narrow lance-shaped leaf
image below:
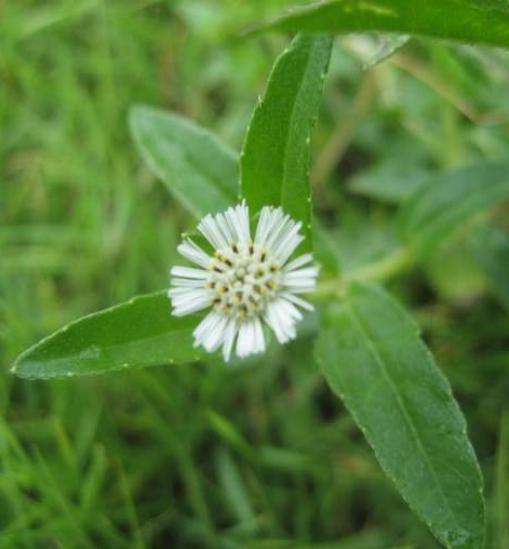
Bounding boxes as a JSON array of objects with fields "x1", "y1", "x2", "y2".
[
  {"x1": 398, "y1": 161, "x2": 509, "y2": 258},
  {"x1": 254, "y1": 0, "x2": 509, "y2": 51},
  {"x1": 12, "y1": 292, "x2": 204, "y2": 379},
  {"x1": 241, "y1": 33, "x2": 332, "y2": 249},
  {"x1": 130, "y1": 105, "x2": 239, "y2": 217},
  {"x1": 316, "y1": 282, "x2": 485, "y2": 549}
]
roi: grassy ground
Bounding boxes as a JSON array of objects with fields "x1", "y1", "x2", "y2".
[{"x1": 1, "y1": 1, "x2": 508, "y2": 547}]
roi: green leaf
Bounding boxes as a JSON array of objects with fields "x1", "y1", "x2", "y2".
[
  {"x1": 12, "y1": 292, "x2": 203, "y2": 379},
  {"x1": 255, "y1": 0, "x2": 509, "y2": 50},
  {"x1": 316, "y1": 282, "x2": 485, "y2": 549},
  {"x1": 349, "y1": 138, "x2": 430, "y2": 204},
  {"x1": 465, "y1": 0, "x2": 509, "y2": 11},
  {"x1": 397, "y1": 162, "x2": 509, "y2": 258},
  {"x1": 350, "y1": 162, "x2": 429, "y2": 204},
  {"x1": 240, "y1": 33, "x2": 332, "y2": 249},
  {"x1": 130, "y1": 105, "x2": 238, "y2": 217},
  {"x1": 470, "y1": 224, "x2": 509, "y2": 311}
]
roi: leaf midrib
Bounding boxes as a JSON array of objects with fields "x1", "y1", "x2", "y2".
[
  {"x1": 15, "y1": 328, "x2": 198, "y2": 378},
  {"x1": 345, "y1": 296, "x2": 460, "y2": 535}
]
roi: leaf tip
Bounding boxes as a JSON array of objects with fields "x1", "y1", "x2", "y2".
[
  {"x1": 10, "y1": 351, "x2": 27, "y2": 377},
  {"x1": 10, "y1": 356, "x2": 32, "y2": 379},
  {"x1": 9, "y1": 361, "x2": 33, "y2": 380}
]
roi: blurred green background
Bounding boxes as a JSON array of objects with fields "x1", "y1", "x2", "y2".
[{"x1": 1, "y1": 1, "x2": 508, "y2": 547}]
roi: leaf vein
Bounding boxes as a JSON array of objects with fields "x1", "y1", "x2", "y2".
[{"x1": 345, "y1": 297, "x2": 461, "y2": 532}]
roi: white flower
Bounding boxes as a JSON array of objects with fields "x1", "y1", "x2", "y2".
[{"x1": 168, "y1": 202, "x2": 318, "y2": 362}]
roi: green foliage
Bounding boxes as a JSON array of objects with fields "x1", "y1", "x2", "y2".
[
  {"x1": 2, "y1": 1, "x2": 509, "y2": 548},
  {"x1": 398, "y1": 162, "x2": 509, "y2": 258},
  {"x1": 317, "y1": 282, "x2": 485, "y2": 548},
  {"x1": 494, "y1": 412, "x2": 509, "y2": 549},
  {"x1": 257, "y1": 0, "x2": 509, "y2": 49},
  {"x1": 350, "y1": 159, "x2": 429, "y2": 204},
  {"x1": 12, "y1": 292, "x2": 202, "y2": 379},
  {"x1": 470, "y1": 224, "x2": 509, "y2": 311},
  {"x1": 466, "y1": 0, "x2": 509, "y2": 11},
  {"x1": 241, "y1": 33, "x2": 332, "y2": 247},
  {"x1": 130, "y1": 106, "x2": 239, "y2": 217}
]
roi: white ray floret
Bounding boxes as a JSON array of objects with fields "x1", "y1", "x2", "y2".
[{"x1": 168, "y1": 202, "x2": 319, "y2": 361}]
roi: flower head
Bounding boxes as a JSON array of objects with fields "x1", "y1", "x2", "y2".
[{"x1": 168, "y1": 202, "x2": 318, "y2": 361}]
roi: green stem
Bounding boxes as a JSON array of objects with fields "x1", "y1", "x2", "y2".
[{"x1": 312, "y1": 247, "x2": 413, "y2": 300}]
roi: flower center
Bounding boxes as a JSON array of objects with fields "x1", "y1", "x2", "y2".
[{"x1": 207, "y1": 241, "x2": 281, "y2": 319}]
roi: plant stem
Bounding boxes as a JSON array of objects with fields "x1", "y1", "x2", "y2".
[{"x1": 313, "y1": 247, "x2": 413, "y2": 300}]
